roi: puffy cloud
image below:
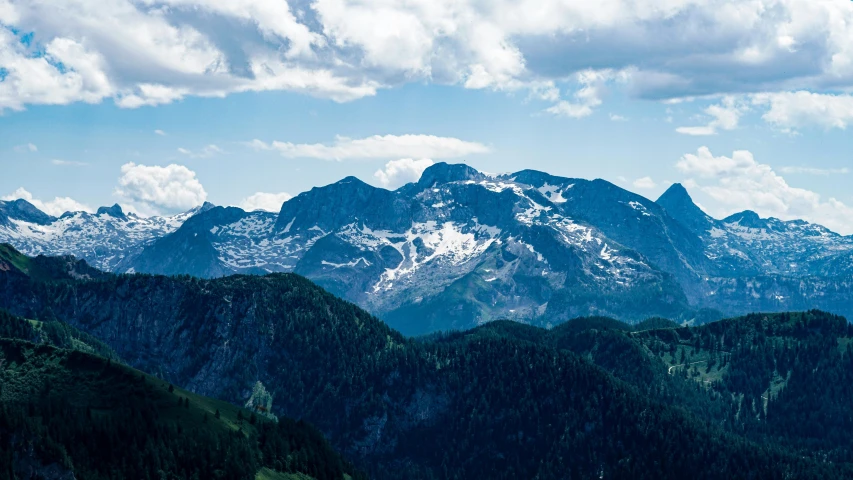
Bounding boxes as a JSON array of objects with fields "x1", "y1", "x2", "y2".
[
  {"x1": 374, "y1": 158, "x2": 435, "y2": 189},
  {"x1": 0, "y1": 33, "x2": 113, "y2": 111},
  {"x1": 177, "y1": 144, "x2": 224, "y2": 158},
  {"x1": 632, "y1": 176, "x2": 657, "y2": 189},
  {"x1": 13, "y1": 143, "x2": 37, "y2": 153},
  {"x1": 753, "y1": 91, "x2": 853, "y2": 131},
  {"x1": 676, "y1": 96, "x2": 746, "y2": 136},
  {"x1": 249, "y1": 134, "x2": 489, "y2": 161},
  {"x1": 114, "y1": 162, "x2": 207, "y2": 215},
  {"x1": 1, "y1": 187, "x2": 92, "y2": 216},
  {"x1": 238, "y1": 192, "x2": 293, "y2": 212},
  {"x1": 3, "y1": 0, "x2": 853, "y2": 119},
  {"x1": 676, "y1": 147, "x2": 853, "y2": 234}
]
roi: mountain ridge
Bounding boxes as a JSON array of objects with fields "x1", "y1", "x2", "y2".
[{"x1": 3, "y1": 163, "x2": 853, "y2": 334}]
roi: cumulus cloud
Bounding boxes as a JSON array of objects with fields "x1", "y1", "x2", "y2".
[
  {"x1": 676, "y1": 96, "x2": 746, "y2": 136},
  {"x1": 753, "y1": 91, "x2": 853, "y2": 131},
  {"x1": 154, "y1": 129, "x2": 166, "y2": 136},
  {"x1": 1, "y1": 187, "x2": 92, "y2": 216},
  {"x1": 374, "y1": 158, "x2": 435, "y2": 189},
  {"x1": 238, "y1": 192, "x2": 293, "y2": 212},
  {"x1": 114, "y1": 162, "x2": 207, "y2": 216},
  {"x1": 676, "y1": 147, "x2": 853, "y2": 234},
  {"x1": 632, "y1": 176, "x2": 657, "y2": 189},
  {"x1": 249, "y1": 134, "x2": 489, "y2": 161},
  {"x1": 177, "y1": 144, "x2": 224, "y2": 158},
  {"x1": 13, "y1": 143, "x2": 37, "y2": 153},
  {"x1": 3, "y1": 0, "x2": 853, "y2": 123},
  {"x1": 609, "y1": 114, "x2": 628, "y2": 122}
]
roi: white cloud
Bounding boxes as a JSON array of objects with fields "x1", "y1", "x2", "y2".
[
  {"x1": 753, "y1": 91, "x2": 853, "y2": 131},
  {"x1": 177, "y1": 144, "x2": 224, "y2": 159},
  {"x1": 779, "y1": 166, "x2": 850, "y2": 175},
  {"x1": 676, "y1": 96, "x2": 745, "y2": 135},
  {"x1": 674, "y1": 126, "x2": 717, "y2": 136},
  {"x1": 51, "y1": 159, "x2": 89, "y2": 167},
  {"x1": 4, "y1": 0, "x2": 853, "y2": 118},
  {"x1": 238, "y1": 192, "x2": 292, "y2": 212},
  {"x1": 13, "y1": 143, "x2": 37, "y2": 153},
  {"x1": 545, "y1": 70, "x2": 616, "y2": 118},
  {"x1": 249, "y1": 134, "x2": 489, "y2": 161},
  {"x1": 675, "y1": 146, "x2": 853, "y2": 234},
  {"x1": 609, "y1": 113, "x2": 628, "y2": 122},
  {"x1": 632, "y1": 176, "x2": 657, "y2": 189},
  {"x1": 154, "y1": 129, "x2": 166, "y2": 136},
  {"x1": 114, "y1": 162, "x2": 207, "y2": 216},
  {"x1": 1, "y1": 187, "x2": 92, "y2": 216},
  {"x1": 374, "y1": 158, "x2": 435, "y2": 189}
]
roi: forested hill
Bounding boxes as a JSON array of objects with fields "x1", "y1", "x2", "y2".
[
  {"x1": 440, "y1": 311, "x2": 853, "y2": 466},
  {"x1": 0, "y1": 248, "x2": 851, "y2": 478},
  {"x1": 0, "y1": 316, "x2": 364, "y2": 479}
]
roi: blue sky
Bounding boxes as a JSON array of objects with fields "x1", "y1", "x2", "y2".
[{"x1": 2, "y1": 0, "x2": 853, "y2": 232}]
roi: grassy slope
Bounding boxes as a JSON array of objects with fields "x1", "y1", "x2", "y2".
[{"x1": 0, "y1": 243, "x2": 31, "y2": 275}]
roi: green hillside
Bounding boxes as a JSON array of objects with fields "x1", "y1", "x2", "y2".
[
  {"x1": 1, "y1": 247, "x2": 853, "y2": 478},
  {"x1": 0, "y1": 308, "x2": 119, "y2": 360},
  {"x1": 0, "y1": 243, "x2": 104, "y2": 282},
  {"x1": 0, "y1": 328, "x2": 363, "y2": 479}
]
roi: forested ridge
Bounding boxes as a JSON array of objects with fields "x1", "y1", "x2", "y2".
[
  {"x1": 2, "y1": 245, "x2": 853, "y2": 478},
  {"x1": 0, "y1": 310, "x2": 364, "y2": 480}
]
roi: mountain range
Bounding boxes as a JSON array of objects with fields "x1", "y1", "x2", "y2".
[{"x1": 3, "y1": 162, "x2": 853, "y2": 335}]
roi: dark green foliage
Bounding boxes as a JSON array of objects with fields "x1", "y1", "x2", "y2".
[
  {"x1": 633, "y1": 316, "x2": 680, "y2": 331},
  {"x1": 0, "y1": 308, "x2": 118, "y2": 360},
  {"x1": 0, "y1": 338, "x2": 364, "y2": 480},
  {"x1": 1, "y1": 251, "x2": 853, "y2": 478},
  {"x1": 632, "y1": 310, "x2": 853, "y2": 462},
  {"x1": 0, "y1": 243, "x2": 104, "y2": 282}
]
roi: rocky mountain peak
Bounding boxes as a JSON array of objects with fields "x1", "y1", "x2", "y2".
[
  {"x1": 656, "y1": 183, "x2": 713, "y2": 233},
  {"x1": 96, "y1": 204, "x2": 126, "y2": 219},
  {"x1": 723, "y1": 210, "x2": 768, "y2": 229},
  {"x1": 416, "y1": 162, "x2": 483, "y2": 188},
  {"x1": 0, "y1": 199, "x2": 55, "y2": 226}
]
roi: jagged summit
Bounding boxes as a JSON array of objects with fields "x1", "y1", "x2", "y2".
[
  {"x1": 723, "y1": 210, "x2": 768, "y2": 229},
  {"x1": 416, "y1": 162, "x2": 483, "y2": 188},
  {"x1": 0, "y1": 198, "x2": 56, "y2": 226},
  {"x1": 656, "y1": 183, "x2": 713, "y2": 233},
  {"x1": 97, "y1": 203, "x2": 126, "y2": 218},
  {"x1": 658, "y1": 183, "x2": 691, "y2": 203}
]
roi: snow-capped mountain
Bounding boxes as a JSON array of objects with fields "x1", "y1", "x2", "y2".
[
  {"x1": 118, "y1": 164, "x2": 698, "y2": 334},
  {"x1": 0, "y1": 200, "x2": 213, "y2": 271},
  {"x1": 2, "y1": 163, "x2": 852, "y2": 334},
  {"x1": 656, "y1": 183, "x2": 853, "y2": 278}
]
